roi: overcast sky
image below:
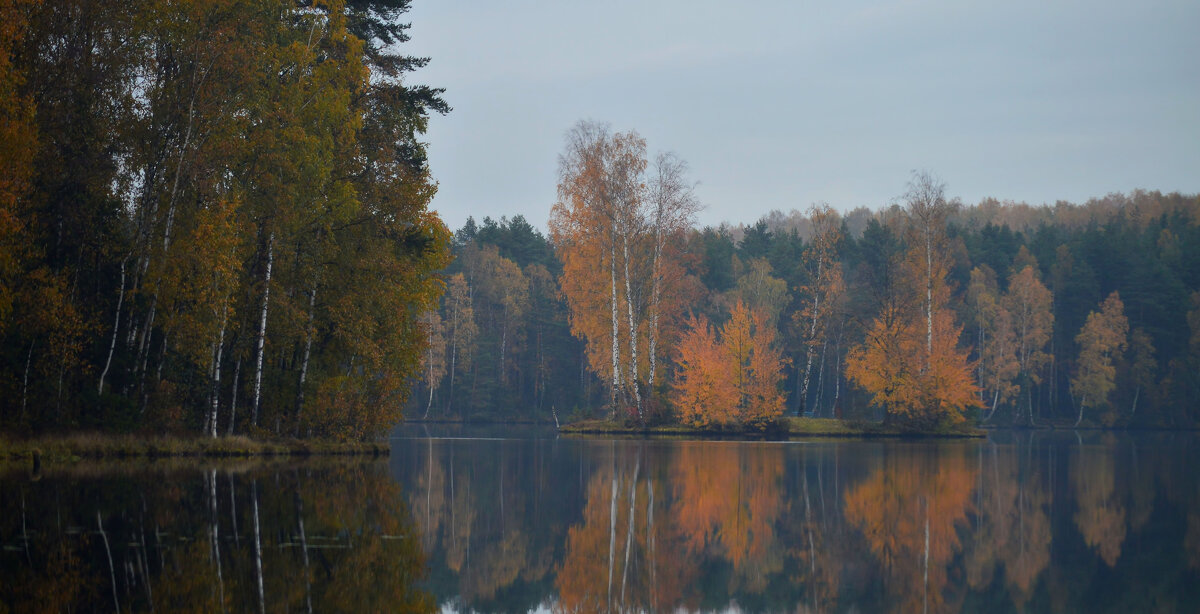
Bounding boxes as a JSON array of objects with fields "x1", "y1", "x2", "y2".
[{"x1": 403, "y1": 0, "x2": 1199, "y2": 233}]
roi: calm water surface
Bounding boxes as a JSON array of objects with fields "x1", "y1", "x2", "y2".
[
  {"x1": 392, "y1": 426, "x2": 1200, "y2": 613},
  {"x1": 2, "y1": 428, "x2": 1199, "y2": 612}
]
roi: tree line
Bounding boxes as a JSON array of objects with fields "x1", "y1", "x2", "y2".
[
  {"x1": 415, "y1": 120, "x2": 1200, "y2": 428},
  {"x1": 0, "y1": 0, "x2": 449, "y2": 439}
]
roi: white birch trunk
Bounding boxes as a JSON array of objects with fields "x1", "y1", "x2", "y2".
[
  {"x1": 925, "y1": 230, "x2": 933, "y2": 361},
  {"x1": 609, "y1": 240, "x2": 621, "y2": 410},
  {"x1": 209, "y1": 303, "x2": 228, "y2": 438},
  {"x1": 98, "y1": 257, "x2": 126, "y2": 395},
  {"x1": 622, "y1": 233, "x2": 642, "y2": 418},
  {"x1": 252, "y1": 231, "x2": 275, "y2": 427},
  {"x1": 296, "y1": 278, "x2": 317, "y2": 433},
  {"x1": 500, "y1": 316, "x2": 507, "y2": 386},
  {"x1": 649, "y1": 236, "x2": 661, "y2": 389},
  {"x1": 228, "y1": 357, "x2": 240, "y2": 435},
  {"x1": 20, "y1": 340, "x2": 33, "y2": 417},
  {"x1": 799, "y1": 258, "x2": 822, "y2": 414}
]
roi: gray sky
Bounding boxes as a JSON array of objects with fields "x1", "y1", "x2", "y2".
[{"x1": 403, "y1": 0, "x2": 1200, "y2": 233}]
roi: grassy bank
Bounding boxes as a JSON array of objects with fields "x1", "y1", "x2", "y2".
[
  {"x1": 560, "y1": 416, "x2": 986, "y2": 439},
  {"x1": 0, "y1": 433, "x2": 389, "y2": 465}
]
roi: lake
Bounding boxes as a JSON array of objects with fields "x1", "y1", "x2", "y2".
[{"x1": 3, "y1": 428, "x2": 1199, "y2": 612}]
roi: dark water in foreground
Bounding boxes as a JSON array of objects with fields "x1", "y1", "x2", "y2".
[{"x1": 3, "y1": 429, "x2": 1200, "y2": 612}]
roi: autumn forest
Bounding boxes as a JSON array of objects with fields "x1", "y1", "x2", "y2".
[
  {"x1": 418, "y1": 123, "x2": 1200, "y2": 431},
  {"x1": 3, "y1": 2, "x2": 1200, "y2": 441},
  {"x1": 0, "y1": 1, "x2": 450, "y2": 439}
]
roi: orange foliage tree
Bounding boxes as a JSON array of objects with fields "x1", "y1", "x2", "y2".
[
  {"x1": 967, "y1": 265, "x2": 1019, "y2": 418},
  {"x1": 550, "y1": 121, "x2": 699, "y2": 421},
  {"x1": 1071, "y1": 291, "x2": 1128, "y2": 426},
  {"x1": 846, "y1": 173, "x2": 981, "y2": 425},
  {"x1": 1004, "y1": 261, "x2": 1054, "y2": 422},
  {"x1": 671, "y1": 302, "x2": 787, "y2": 427}
]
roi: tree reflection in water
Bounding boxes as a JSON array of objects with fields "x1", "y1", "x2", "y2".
[
  {"x1": 397, "y1": 429, "x2": 1200, "y2": 613},
  {"x1": 0, "y1": 460, "x2": 432, "y2": 613},
  {"x1": 6, "y1": 433, "x2": 1197, "y2": 612}
]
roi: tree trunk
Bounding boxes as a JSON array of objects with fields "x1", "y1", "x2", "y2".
[
  {"x1": 136, "y1": 301, "x2": 157, "y2": 396},
  {"x1": 20, "y1": 340, "x2": 33, "y2": 418},
  {"x1": 445, "y1": 341, "x2": 456, "y2": 415},
  {"x1": 814, "y1": 338, "x2": 829, "y2": 417},
  {"x1": 799, "y1": 259, "x2": 822, "y2": 415},
  {"x1": 622, "y1": 233, "x2": 642, "y2": 419},
  {"x1": 609, "y1": 240, "x2": 621, "y2": 411},
  {"x1": 98, "y1": 257, "x2": 127, "y2": 395},
  {"x1": 228, "y1": 357, "x2": 240, "y2": 436},
  {"x1": 295, "y1": 277, "x2": 318, "y2": 434},
  {"x1": 925, "y1": 229, "x2": 934, "y2": 361},
  {"x1": 252, "y1": 231, "x2": 275, "y2": 427},
  {"x1": 649, "y1": 231, "x2": 663, "y2": 389},
  {"x1": 499, "y1": 317, "x2": 507, "y2": 386},
  {"x1": 209, "y1": 303, "x2": 228, "y2": 438},
  {"x1": 983, "y1": 388, "x2": 1001, "y2": 423}
]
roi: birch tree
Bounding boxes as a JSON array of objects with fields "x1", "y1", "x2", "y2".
[
  {"x1": 1072, "y1": 291, "x2": 1129, "y2": 426},
  {"x1": 551, "y1": 121, "x2": 686, "y2": 421},
  {"x1": 795, "y1": 203, "x2": 844, "y2": 415}
]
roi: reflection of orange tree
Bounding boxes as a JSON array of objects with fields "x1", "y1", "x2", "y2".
[
  {"x1": 1072, "y1": 444, "x2": 1126, "y2": 567},
  {"x1": 844, "y1": 447, "x2": 978, "y2": 613},
  {"x1": 556, "y1": 458, "x2": 697, "y2": 613},
  {"x1": 671, "y1": 442, "x2": 783, "y2": 572},
  {"x1": 963, "y1": 445, "x2": 1051, "y2": 609}
]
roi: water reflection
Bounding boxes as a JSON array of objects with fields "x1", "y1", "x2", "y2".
[
  {"x1": 0, "y1": 460, "x2": 431, "y2": 613},
  {"x1": 394, "y1": 428, "x2": 1200, "y2": 613}
]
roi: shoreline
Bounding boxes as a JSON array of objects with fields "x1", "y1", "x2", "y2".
[
  {"x1": 1, "y1": 433, "x2": 389, "y2": 465},
  {"x1": 559, "y1": 417, "x2": 987, "y2": 439}
]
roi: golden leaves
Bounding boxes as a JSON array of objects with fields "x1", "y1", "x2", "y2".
[{"x1": 671, "y1": 302, "x2": 788, "y2": 427}]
